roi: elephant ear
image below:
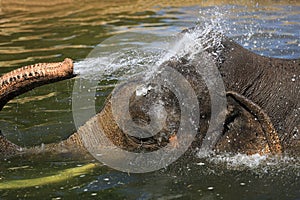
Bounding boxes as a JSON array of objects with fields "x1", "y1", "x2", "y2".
[{"x1": 215, "y1": 91, "x2": 282, "y2": 155}]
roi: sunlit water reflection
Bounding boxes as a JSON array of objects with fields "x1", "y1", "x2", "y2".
[{"x1": 0, "y1": 1, "x2": 299, "y2": 199}]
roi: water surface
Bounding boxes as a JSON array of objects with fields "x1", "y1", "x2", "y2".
[{"x1": 0, "y1": 0, "x2": 299, "y2": 199}]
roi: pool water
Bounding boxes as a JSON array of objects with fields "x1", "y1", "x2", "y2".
[{"x1": 0, "y1": 0, "x2": 299, "y2": 199}]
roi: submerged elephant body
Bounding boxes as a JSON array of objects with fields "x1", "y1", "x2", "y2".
[{"x1": 0, "y1": 30, "x2": 299, "y2": 159}]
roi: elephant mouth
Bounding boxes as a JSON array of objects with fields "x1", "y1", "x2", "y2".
[{"x1": 0, "y1": 58, "x2": 75, "y2": 111}]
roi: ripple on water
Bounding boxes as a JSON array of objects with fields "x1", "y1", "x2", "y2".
[{"x1": 196, "y1": 151, "x2": 300, "y2": 176}]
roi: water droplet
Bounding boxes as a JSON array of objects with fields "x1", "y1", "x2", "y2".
[
  {"x1": 196, "y1": 162, "x2": 205, "y2": 166},
  {"x1": 208, "y1": 186, "x2": 214, "y2": 190},
  {"x1": 104, "y1": 178, "x2": 110, "y2": 181}
]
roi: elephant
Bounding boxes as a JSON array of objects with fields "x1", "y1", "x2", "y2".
[{"x1": 0, "y1": 30, "x2": 299, "y2": 160}]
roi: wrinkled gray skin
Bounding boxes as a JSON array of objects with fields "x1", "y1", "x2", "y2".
[
  {"x1": 217, "y1": 37, "x2": 299, "y2": 155},
  {"x1": 0, "y1": 30, "x2": 299, "y2": 160}
]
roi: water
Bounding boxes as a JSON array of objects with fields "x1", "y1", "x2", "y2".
[{"x1": 0, "y1": 1, "x2": 299, "y2": 199}]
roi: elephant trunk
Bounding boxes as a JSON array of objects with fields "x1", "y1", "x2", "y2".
[
  {"x1": 0, "y1": 58, "x2": 75, "y2": 158},
  {"x1": 0, "y1": 58, "x2": 75, "y2": 111}
]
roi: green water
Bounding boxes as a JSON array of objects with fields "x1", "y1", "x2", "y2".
[{"x1": 0, "y1": 0, "x2": 299, "y2": 199}]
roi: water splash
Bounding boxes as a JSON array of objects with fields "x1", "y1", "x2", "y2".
[
  {"x1": 74, "y1": 49, "x2": 161, "y2": 81},
  {"x1": 73, "y1": 13, "x2": 226, "y2": 82},
  {"x1": 197, "y1": 152, "x2": 300, "y2": 172}
]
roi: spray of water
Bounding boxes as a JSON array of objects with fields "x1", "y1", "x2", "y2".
[{"x1": 73, "y1": 10, "x2": 227, "y2": 82}]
